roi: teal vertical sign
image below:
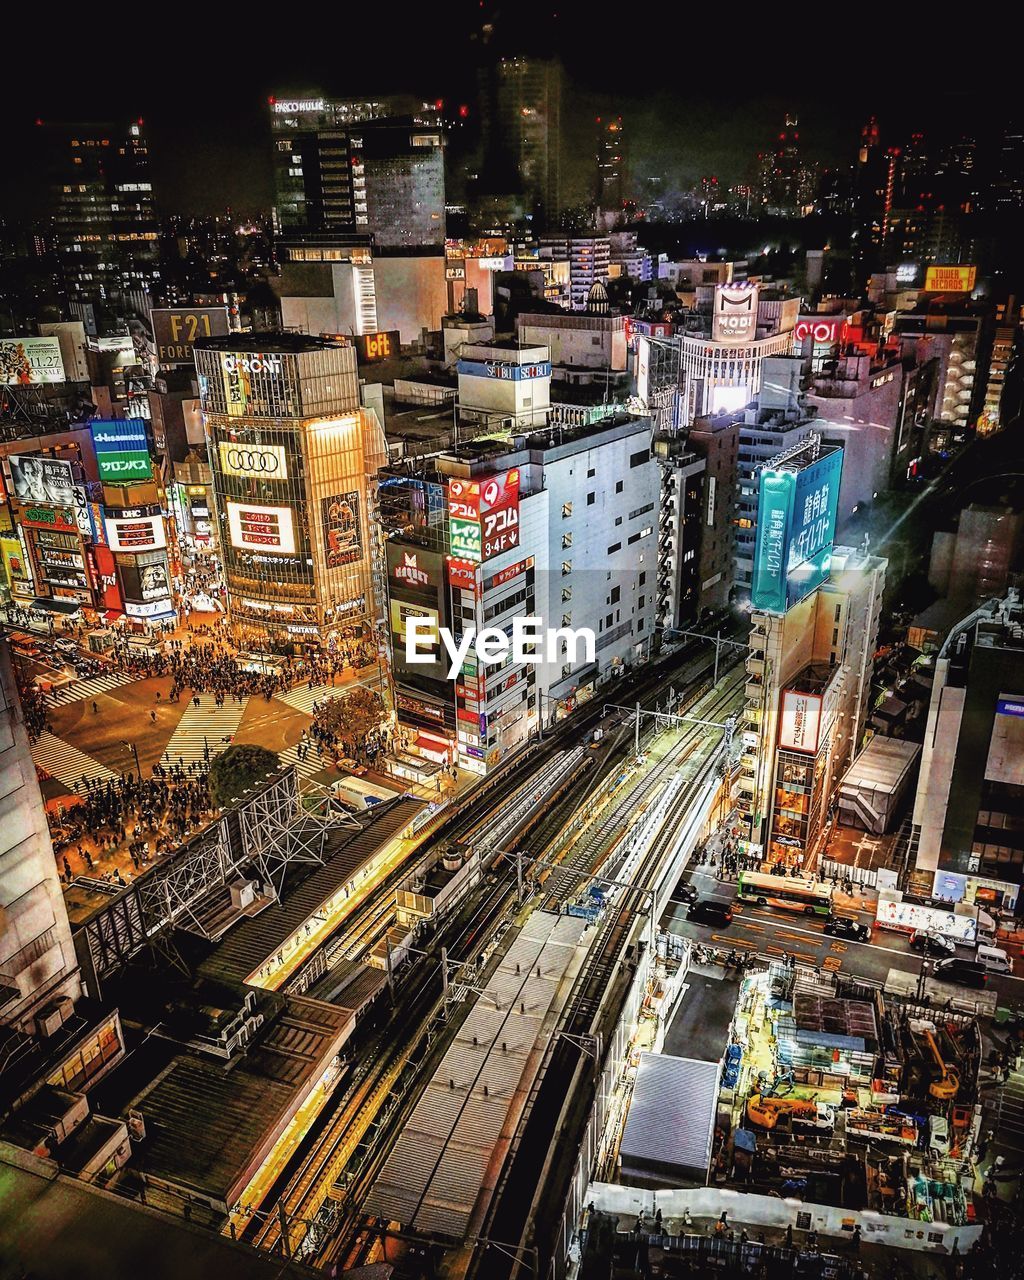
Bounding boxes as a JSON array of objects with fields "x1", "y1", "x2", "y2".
[{"x1": 751, "y1": 469, "x2": 796, "y2": 613}]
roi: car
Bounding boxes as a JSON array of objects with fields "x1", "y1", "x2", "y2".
[
  {"x1": 910, "y1": 930, "x2": 955, "y2": 957},
  {"x1": 53, "y1": 638, "x2": 78, "y2": 655},
  {"x1": 687, "y1": 899, "x2": 733, "y2": 927},
  {"x1": 674, "y1": 881, "x2": 699, "y2": 904},
  {"x1": 928, "y1": 1114, "x2": 950, "y2": 1156},
  {"x1": 932, "y1": 957, "x2": 988, "y2": 989},
  {"x1": 824, "y1": 915, "x2": 870, "y2": 941}
]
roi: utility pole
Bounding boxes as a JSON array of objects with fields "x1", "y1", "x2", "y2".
[
  {"x1": 515, "y1": 850, "x2": 524, "y2": 904},
  {"x1": 441, "y1": 945, "x2": 449, "y2": 1000},
  {"x1": 713, "y1": 630, "x2": 721, "y2": 686},
  {"x1": 634, "y1": 701, "x2": 642, "y2": 757}
]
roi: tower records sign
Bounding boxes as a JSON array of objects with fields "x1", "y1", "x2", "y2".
[
  {"x1": 712, "y1": 283, "x2": 760, "y2": 345},
  {"x1": 217, "y1": 442, "x2": 289, "y2": 480}
]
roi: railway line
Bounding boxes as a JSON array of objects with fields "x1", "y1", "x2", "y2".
[{"x1": 231, "y1": 628, "x2": 746, "y2": 1264}]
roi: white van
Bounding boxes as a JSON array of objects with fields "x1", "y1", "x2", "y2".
[{"x1": 976, "y1": 945, "x2": 1013, "y2": 976}]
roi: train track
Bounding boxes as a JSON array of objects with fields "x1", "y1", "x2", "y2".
[{"x1": 472, "y1": 672, "x2": 746, "y2": 1280}]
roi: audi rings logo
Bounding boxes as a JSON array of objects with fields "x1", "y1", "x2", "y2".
[
  {"x1": 229, "y1": 449, "x2": 278, "y2": 473},
  {"x1": 218, "y1": 442, "x2": 288, "y2": 480}
]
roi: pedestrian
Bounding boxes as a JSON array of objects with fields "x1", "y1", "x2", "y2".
[
  {"x1": 92, "y1": 701, "x2": 98, "y2": 713},
  {"x1": 852, "y1": 1224, "x2": 861, "y2": 1252},
  {"x1": 150, "y1": 710, "x2": 157, "y2": 722}
]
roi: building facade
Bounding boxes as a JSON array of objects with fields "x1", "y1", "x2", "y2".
[{"x1": 194, "y1": 334, "x2": 386, "y2": 651}]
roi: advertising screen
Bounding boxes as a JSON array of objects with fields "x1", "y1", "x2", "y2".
[
  {"x1": 479, "y1": 469, "x2": 520, "y2": 561},
  {"x1": 922, "y1": 265, "x2": 977, "y2": 294},
  {"x1": 0, "y1": 336, "x2": 65, "y2": 386},
  {"x1": 151, "y1": 307, "x2": 230, "y2": 366},
  {"x1": 450, "y1": 516, "x2": 482, "y2": 561},
  {"x1": 226, "y1": 501, "x2": 296, "y2": 554},
  {"x1": 389, "y1": 547, "x2": 437, "y2": 590},
  {"x1": 712, "y1": 283, "x2": 760, "y2": 345},
  {"x1": 751, "y1": 447, "x2": 843, "y2": 614},
  {"x1": 778, "y1": 690, "x2": 823, "y2": 755},
  {"x1": 217, "y1": 442, "x2": 289, "y2": 480},
  {"x1": 354, "y1": 331, "x2": 400, "y2": 364},
  {"x1": 321, "y1": 492, "x2": 363, "y2": 568},
  {"x1": 90, "y1": 419, "x2": 153, "y2": 484},
  {"x1": 104, "y1": 513, "x2": 167, "y2": 553},
  {"x1": 20, "y1": 505, "x2": 78, "y2": 534},
  {"x1": 9, "y1": 456, "x2": 76, "y2": 507}
]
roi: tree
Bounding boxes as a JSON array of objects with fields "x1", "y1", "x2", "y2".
[
  {"x1": 208, "y1": 744, "x2": 280, "y2": 808},
  {"x1": 317, "y1": 687, "x2": 385, "y2": 746}
]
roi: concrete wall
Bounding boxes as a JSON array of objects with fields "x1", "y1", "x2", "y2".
[{"x1": 373, "y1": 255, "x2": 448, "y2": 344}]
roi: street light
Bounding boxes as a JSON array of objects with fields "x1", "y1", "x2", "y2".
[{"x1": 121, "y1": 739, "x2": 142, "y2": 778}]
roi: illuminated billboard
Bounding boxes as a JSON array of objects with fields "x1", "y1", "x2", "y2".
[
  {"x1": 794, "y1": 316, "x2": 847, "y2": 346},
  {"x1": 712, "y1": 283, "x2": 760, "y2": 345},
  {"x1": 226, "y1": 501, "x2": 296, "y2": 554},
  {"x1": 104, "y1": 510, "x2": 167, "y2": 553},
  {"x1": 447, "y1": 471, "x2": 520, "y2": 564},
  {"x1": 0, "y1": 336, "x2": 65, "y2": 386},
  {"x1": 354, "y1": 331, "x2": 400, "y2": 364},
  {"x1": 152, "y1": 307, "x2": 230, "y2": 366},
  {"x1": 922, "y1": 265, "x2": 976, "y2": 294},
  {"x1": 9, "y1": 456, "x2": 75, "y2": 507},
  {"x1": 217, "y1": 442, "x2": 289, "y2": 480},
  {"x1": 751, "y1": 446, "x2": 843, "y2": 614},
  {"x1": 91, "y1": 419, "x2": 153, "y2": 485},
  {"x1": 321, "y1": 492, "x2": 363, "y2": 568},
  {"x1": 778, "y1": 690, "x2": 823, "y2": 755}
]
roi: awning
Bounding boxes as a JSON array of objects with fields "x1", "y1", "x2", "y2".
[
  {"x1": 32, "y1": 598, "x2": 82, "y2": 615},
  {"x1": 414, "y1": 736, "x2": 450, "y2": 763}
]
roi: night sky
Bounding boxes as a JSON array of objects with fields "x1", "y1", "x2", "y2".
[{"x1": 0, "y1": 9, "x2": 1013, "y2": 221}]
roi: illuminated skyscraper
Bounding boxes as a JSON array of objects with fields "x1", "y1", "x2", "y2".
[{"x1": 595, "y1": 116, "x2": 628, "y2": 210}]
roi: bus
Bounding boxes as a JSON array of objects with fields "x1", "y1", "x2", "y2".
[
  {"x1": 330, "y1": 776, "x2": 402, "y2": 812},
  {"x1": 737, "y1": 871, "x2": 833, "y2": 915}
]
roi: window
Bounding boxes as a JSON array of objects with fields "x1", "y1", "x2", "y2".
[
  {"x1": 630, "y1": 448, "x2": 650, "y2": 468},
  {"x1": 562, "y1": 501, "x2": 573, "y2": 518},
  {"x1": 607, "y1": 542, "x2": 621, "y2": 554},
  {"x1": 587, "y1": 492, "x2": 596, "y2": 505},
  {"x1": 562, "y1": 586, "x2": 573, "y2": 602},
  {"x1": 615, "y1": 480, "x2": 624, "y2": 493},
  {"x1": 606, "y1": 613, "x2": 614, "y2": 628},
  {"x1": 629, "y1": 503, "x2": 655, "y2": 520},
  {"x1": 562, "y1": 531, "x2": 573, "y2": 548},
  {"x1": 610, "y1": 586, "x2": 620, "y2": 604},
  {"x1": 639, "y1": 572, "x2": 646, "y2": 586},
  {"x1": 587, "y1": 467, "x2": 596, "y2": 478},
  {"x1": 562, "y1": 560, "x2": 572, "y2": 576},
  {"x1": 638, "y1": 595, "x2": 646, "y2": 609},
  {"x1": 562, "y1": 613, "x2": 572, "y2": 627}
]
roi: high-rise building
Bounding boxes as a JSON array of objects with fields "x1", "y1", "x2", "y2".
[
  {"x1": 538, "y1": 236, "x2": 610, "y2": 311},
  {"x1": 912, "y1": 593, "x2": 1024, "y2": 913},
  {"x1": 270, "y1": 95, "x2": 445, "y2": 248},
  {"x1": 0, "y1": 640, "x2": 81, "y2": 1031},
  {"x1": 194, "y1": 333, "x2": 387, "y2": 651},
  {"x1": 928, "y1": 504, "x2": 1024, "y2": 608},
  {"x1": 493, "y1": 57, "x2": 562, "y2": 219},
  {"x1": 379, "y1": 413, "x2": 658, "y2": 774},
  {"x1": 758, "y1": 115, "x2": 814, "y2": 215},
  {"x1": 41, "y1": 120, "x2": 159, "y2": 309},
  {"x1": 595, "y1": 116, "x2": 628, "y2": 211}
]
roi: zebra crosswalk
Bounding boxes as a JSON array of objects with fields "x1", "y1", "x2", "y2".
[
  {"x1": 160, "y1": 695, "x2": 249, "y2": 765},
  {"x1": 31, "y1": 730, "x2": 118, "y2": 791},
  {"x1": 276, "y1": 681, "x2": 336, "y2": 717},
  {"x1": 993, "y1": 1063, "x2": 1024, "y2": 1153},
  {"x1": 44, "y1": 671, "x2": 134, "y2": 708},
  {"x1": 278, "y1": 741, "x2": 329, "y2": 780}
]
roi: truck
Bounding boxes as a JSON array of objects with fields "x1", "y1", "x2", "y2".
[
  {"x1": 746, "y1": 1094, "x2": 835, "y2": 1131},
  {"x1": 846, "y1": 1108, "x2": 919, "y2": 1146}
]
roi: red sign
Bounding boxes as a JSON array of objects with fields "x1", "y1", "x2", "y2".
[
  {"x1": 447, "y1": 557, "x2": 478, "y2": 590},
  {"x1": 480, "y1": 469, "x2": 521, "y2": 562},
  {"x1": 794, "y1": 317, "x2": 847, "y2": 346},
  {"x1": 447, "y1": 478, "x2": 481, "y2": 521},
  {"x1": 485, "y1": 556, "x2": 533, "y2": 591}
]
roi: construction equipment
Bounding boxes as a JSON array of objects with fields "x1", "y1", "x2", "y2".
[
  {"x1": 923, "y1": 1027, "x2": 960, "y2": 1102},
  {"x1": 746, "y1": 1093, "x2": 835, "y2": 1131}
]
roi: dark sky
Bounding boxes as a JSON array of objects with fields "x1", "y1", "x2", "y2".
[{"x1": 1, "y1": 7, "x2": 1015, "y2": 220}]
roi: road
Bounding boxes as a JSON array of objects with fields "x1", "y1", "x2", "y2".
[{"x1": 663, "y1": 868, "x2": 1023, "y2": 1012}]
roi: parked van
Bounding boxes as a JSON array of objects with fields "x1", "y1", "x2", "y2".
[{"x1": 976, "y1": 945, "x2": 1013, "y2": 976}]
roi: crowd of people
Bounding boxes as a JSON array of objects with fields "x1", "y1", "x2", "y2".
[{"x1": 51, "y1": 766, "x2": 214, "y2": 884}]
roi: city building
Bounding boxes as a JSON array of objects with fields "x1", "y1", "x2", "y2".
[
  {"x1": 894, "y1": 298, "x2": 993, "y2": 440},
  {"x1": 928, "y1": 504, "x2": 1024, "y2": 607},
  {"x1": 595, "y1": 116, "x2": 628, "y2": 211},
  {"x1": 490, "y1": 58, "x2": 562, "y2": 218},
  {"x1": 737, "y1": 434, "x2": 885, "y2": 866},
  {"x1": 40, "y1": 120, "x2": 159, "y2": 317},
  {"x1": 758, "y1": 115, "x2": 815, "y2": 215},
  {"x1": 654, "y1": 411, "x2": 739, "y2": 630},
  {"x1": 978, "y1": 296, "x2": 1019, "y2": 433},
  {"x1": 538, "y1": 236, "x2": 611, "y2": 311},
  {"x1": 608, "y1": 230, "x2": 653, "y2": 283},
  {"x1": 912, "y1": 592, "x2": 1024, "y2": 912},
  {"x1": 194, "y1": 333, "x2": 387, "y2": 651},
  {"x1": 455, "y1": 338, "x2": 552, "y2": 430},
  {"x1": 379, "y1": 413, "x2": 658, "y2": 774},
  {"x1": 517, "y1": 306, "x2": 627, "y2": 387}
]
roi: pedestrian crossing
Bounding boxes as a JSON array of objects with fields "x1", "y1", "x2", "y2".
[
  {"x1": 993, "y1": 1063, "x2": 1024, "y2": 1153},
  {"x1": 160, "y1": 694, "x2": 250, "y2": 765},
  {"x1": 278, "y1": 741, "x2": 329, "y2": 780},
  {"x1": 31, "y1": 730, "x2": 118, "y2": 792},
  {"x1": 277, "y1": 681, "x2": 336, "y2": 717},
  {"x1": 44, "y1": 670, "x2": 135, "y2": 709}
]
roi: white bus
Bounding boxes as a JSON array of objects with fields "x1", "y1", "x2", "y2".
[
  {"x1": 737, "y1": 871, "x2": 833, "y2": 915},
  {"x1": 330, "y1": 775, "x2": 402, "y2": 812}
]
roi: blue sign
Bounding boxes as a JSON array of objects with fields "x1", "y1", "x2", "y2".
[
  {"x1": 90, "y1": 418, "x2": 149, "y2": 453},
  {"x1": 751, "y1": 448, "x2": 843, "y2": 614},
  {"x1": 997, "y1": 697, "x2": 1024, "y2": 717},
  {"x1": 456, "y1": 360, "x2": 552, "y2": 381}
]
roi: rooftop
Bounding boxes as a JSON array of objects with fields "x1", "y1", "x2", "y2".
[
  {"x1": 193, "y1": 332, "x2": 348, "y2": 354},
  {"x1": 840, "y1": 736, "x2": 920, "y2": 797}
]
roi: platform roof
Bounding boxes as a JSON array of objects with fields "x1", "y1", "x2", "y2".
[{"x1": 619, "y1": 1052, "x2": 720, "y2": 1183}]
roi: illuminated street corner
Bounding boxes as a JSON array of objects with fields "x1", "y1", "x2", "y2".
[{"x1": 0, "y1": 20, "x2": 1022, "y2": 1280}]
